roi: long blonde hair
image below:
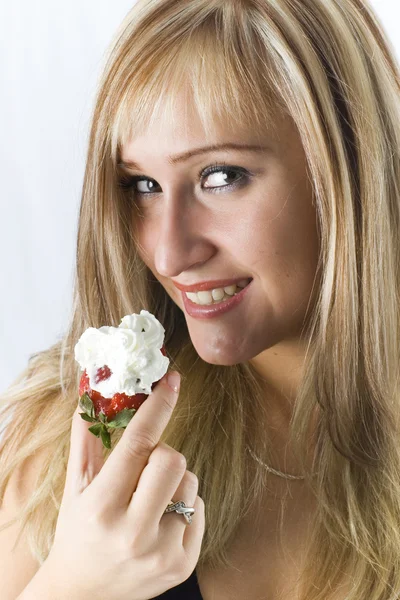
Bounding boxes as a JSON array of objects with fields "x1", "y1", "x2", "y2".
[{"x1": 1, "y1": 1, "x2": 400, "y2": 598}]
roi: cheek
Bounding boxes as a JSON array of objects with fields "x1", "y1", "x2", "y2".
[{"x1": 246, "y1": 194, "x2": 320, "y2": 293}]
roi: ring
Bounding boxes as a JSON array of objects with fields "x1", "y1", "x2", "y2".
[{"x1": 164, "y1": 500, "x2": 195, "y2": 524}]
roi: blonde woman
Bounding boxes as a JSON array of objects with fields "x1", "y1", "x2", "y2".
[{"x1": 1, "y1": 0, "x2": 400, "y2": 598}]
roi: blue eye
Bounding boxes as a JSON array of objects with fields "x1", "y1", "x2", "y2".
[{"x1": 117, "y1": 162, "x2": 251, "y2": 198}]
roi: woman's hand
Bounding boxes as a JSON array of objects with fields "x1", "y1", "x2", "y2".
[{"x1": 43, "y1": 371, "x2": 205, "y2": 600}]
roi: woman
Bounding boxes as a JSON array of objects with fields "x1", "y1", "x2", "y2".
[{"x1": 1, "y1": 0, "x2": 400, "y2": 598}]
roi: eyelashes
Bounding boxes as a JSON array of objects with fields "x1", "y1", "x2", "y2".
[{"x1": 117, "y1": 161, "x2": 252, "y2": 198}]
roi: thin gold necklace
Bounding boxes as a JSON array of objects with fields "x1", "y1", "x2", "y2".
[{"x1": 246, "y1": 446, "x2": 306, "y2": 480}]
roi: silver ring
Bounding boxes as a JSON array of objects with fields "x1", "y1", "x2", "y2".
[{"x1": 164, "y1": 501, "x2": 195, "y2": 524}]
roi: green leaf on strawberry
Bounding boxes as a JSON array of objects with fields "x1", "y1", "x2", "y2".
[
  {"x1": 79, "y1": 392, "x2": 96, "y2": 419},
  {"x1": 87, "y1": 423, "x2": 103, "y2": 436},
  {"x1": 86, "y1": 422, "x2": 112, "y2": 449},
  {"x1": 100, "y1": 427, "x2": 111, "y2": 449},
  {"x1": 106, "y1": 407, "x2": 137, "y2": 428},
  {"x1": 79, "y1": 413, "x2": 97, "y2": 423},
  {"x1": 98, "y1": 412, "x2": 107, "y2": 424}
]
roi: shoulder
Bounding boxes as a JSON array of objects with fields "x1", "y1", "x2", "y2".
[
  {"x1": 0, "y1": 448, "x2": 49, "y2": 598},
  {"x1": 1, "y1": 446, "x2": 49, "y2": 511}
]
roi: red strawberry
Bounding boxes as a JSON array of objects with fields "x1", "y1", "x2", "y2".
[
  {"x1": 79, "y1": 369, "x2": 149, "y2": 420},
  {"x1": 78, "y1": 344, "x2": 167, "y2": 449},
  {"x1": 93, "y1": 365, "x2": 112, "y2": 384}
]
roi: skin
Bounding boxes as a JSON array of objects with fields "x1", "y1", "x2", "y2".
[
  {"x1": 119, "y1": 91, "x2": 322, "y2": 598},
  {"x1": 120, "y1": 90, "x2": 321, "y2": 439}
]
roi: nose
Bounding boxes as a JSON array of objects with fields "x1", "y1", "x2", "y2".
[{"x1": 153, "y1": 191, "x2": 215, "y2": 278}]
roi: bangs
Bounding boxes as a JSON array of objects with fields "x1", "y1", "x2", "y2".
[{"x1": 108, "y1": 10, "x2": 286, "y2": 167}]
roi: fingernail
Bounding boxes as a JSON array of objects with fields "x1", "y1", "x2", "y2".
[{"x1": 167, "y1": 371, "x2": 180, "y2": 392}]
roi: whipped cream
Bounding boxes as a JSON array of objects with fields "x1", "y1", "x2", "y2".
[{"x1": 74, "y1": 310, "x2": 170, "y2": 398}]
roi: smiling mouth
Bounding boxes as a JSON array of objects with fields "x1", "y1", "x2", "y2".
[{"x1": 184, "y1": 278, "x2": 252, "y2": 306}]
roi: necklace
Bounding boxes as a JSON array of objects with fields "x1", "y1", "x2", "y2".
[{"x1": 246, "y1": 446, "x2": 306, "y2": 480}]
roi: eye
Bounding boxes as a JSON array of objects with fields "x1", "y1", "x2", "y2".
[
  {"x1": 117, "y1": 162, "x2": 252, "y2": 198},
  {"x1": 199, "y1": 163, "x2": 249, "y2": 192},
  {"x1": 117, "y1": 175, "x2": 156, "y2": 195}
]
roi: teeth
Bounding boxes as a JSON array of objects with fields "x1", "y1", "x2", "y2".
[
  {"x1": 237, "y1": 279, "x2": 249, "y2": 288},
  {"x1": 197, "y1": 291, "x2": 214, "y2": 305},
  {"x1": 185, "y1": 279, "x2": 251, "y2": 306},
  {"x1": 224, "y1": 285, "x2": 237, "y2": 296},
  {"x1": 186, "y1": 292, "x2": 202, "y2": 302},
  {"x1": 211, "y1": 288, "x2": 225, "y2": 301}
]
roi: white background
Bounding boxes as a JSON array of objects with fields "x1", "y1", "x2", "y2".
[{"x1": 0, "y1": 1, "x2": 399, "y2": 394}]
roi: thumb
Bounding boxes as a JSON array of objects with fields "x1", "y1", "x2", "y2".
[{"x1": 63, "y1": 403, "x2": 105, "y2": 499}]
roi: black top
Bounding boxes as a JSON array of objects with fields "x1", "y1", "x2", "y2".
[{"x1": 150, "y1": 569, "x2": 203, "y2": 599}]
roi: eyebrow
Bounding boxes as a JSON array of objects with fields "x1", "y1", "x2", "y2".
[{"x1": 117, "y1": 142, "x2": 270, "y2": 171}]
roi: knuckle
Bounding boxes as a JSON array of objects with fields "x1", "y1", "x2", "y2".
[
  {"x1": 80, "y1": 494, "x2": 108, "y2": 525},
  {"x1": 168, "y1": 564, "x2": 190, "y2": 585},
  {"x1": 173, "y1": 552, "x2": 195, "y2": 581},
  {"x1": 123, "y1": 431, "x2": 157, "y2": 459},
  {"x1": 152, "y1": 552, "x2": 174, "y2": 577},
  {"x1": 154, "y1": 444, "x2": 187, "y2": 473},
  {"x1": 172, "y1": 452, "x2": 187, "y2": 472},
  {"x1": 184, "y1": 470, "x2": 199, "y2": 490},
  {"x1": 159, "y1": 391, "x2": 177, "y2": 414},
  {"x1": 86, "y1": 509, "x2": 106, "y2": 528},
  {"x1": 154, "y1": 552, "x2": 185, "y2": 584},
  {"x1": 118, "y1": 537, "x2": 140, "y2": 564},
  {"x1": 118, "y1": 522, "x2": 153, "y2": 560}
]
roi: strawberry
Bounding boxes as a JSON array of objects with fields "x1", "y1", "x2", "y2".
[{"x1": 78, "y1": 344, "x2": 167, "y2": 449}]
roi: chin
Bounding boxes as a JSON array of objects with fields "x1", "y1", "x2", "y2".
[
  {"x1": 193, "y1": 342, "x2": 252, "y2": 367},
  {"x1": 202, "y1": 355, "x2": 243, "y2": 366}
]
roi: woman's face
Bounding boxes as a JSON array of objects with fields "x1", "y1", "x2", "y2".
[{"x1": 120, "y1": 93, "x2": 321, "y2": 367}]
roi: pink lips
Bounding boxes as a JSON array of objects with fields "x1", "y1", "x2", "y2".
[{"x1": 181, "y1": 280, "x2": 253, "y2": 319}]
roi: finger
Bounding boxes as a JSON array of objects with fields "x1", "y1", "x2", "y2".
[
  {"x1": 63, "y1": 403, "x2": 105, "y2": 499},
  {"x1": 159, "y1": 469, "x2": 200, "y2": 543},
  {"x1": 89, "y1": 371, "x2": 180, "y2": 507},
  {"x1": 156, "y1": 494, "x2": 205, "y2": 587},
  {"x1": 127, "y1": 442, "x2": 187, "y2": 536},
  {"x1": 182, "y1": 495, "x2": 205, "y2": 561}
]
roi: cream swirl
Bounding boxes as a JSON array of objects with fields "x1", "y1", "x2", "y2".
[{"x1": 74, "y1": 310, "x2": 169, "y2": 398}]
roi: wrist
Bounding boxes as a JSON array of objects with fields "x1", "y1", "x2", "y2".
[{"x1": 17, "y1": 556, "x2": 69, "y2": 600}]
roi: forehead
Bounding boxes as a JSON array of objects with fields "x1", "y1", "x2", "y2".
[
  {"x1": 113, "y1": 78, "x2": 286, "y2": 169},
  {"x1": 118, "y1": 100, "x2": 299, "y2": 173},
  {"x1": 119, "y1": 87, "x2": 289, "y2": 166}
]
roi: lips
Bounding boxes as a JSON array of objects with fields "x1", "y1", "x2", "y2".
[{"x1": 181, "y1": 278, "x2": 253, "y2": 319}]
